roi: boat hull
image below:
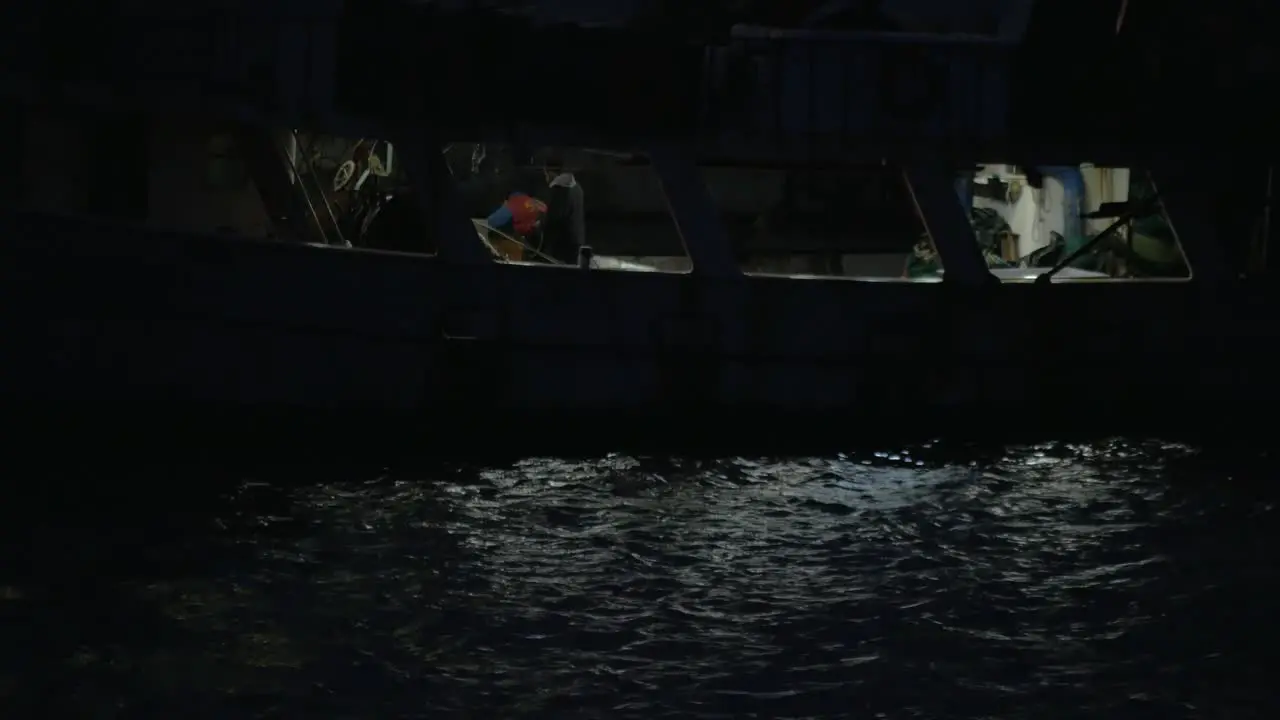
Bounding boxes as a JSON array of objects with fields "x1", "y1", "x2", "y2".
[{"x1": 2, "y1": 212, "x2": 1275, "y2": 457}]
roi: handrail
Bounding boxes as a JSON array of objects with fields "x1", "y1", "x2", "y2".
[
  {"x1": 728, "y1": 24, "x2": 1016, "y2": 46},
  {"x1": 9, "y1": 10, "x2": 1008, "y2": 141},
  {"x1": 7, "y1": 11, "x2": 336, "y2": 109},
  {"x1": 9, "y1": 9, "x2": 1249, "y2": 167},
  {"x1": 703, "y1": 28, "x2": 1011, "y2": 156}
]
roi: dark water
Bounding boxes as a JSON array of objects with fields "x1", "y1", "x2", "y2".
[{"x1": 2, "y1": 440, "x2": 1277, "y2": 718}]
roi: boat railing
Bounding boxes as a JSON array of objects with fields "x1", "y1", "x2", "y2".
[
  {"x1": 700, "y1": 25, "x2": 1013, "y2": 161},
  {"x1": 0, "y1": 8, "x2": 339, "y2": 117},
  {"x1": 2, "y1": 7, "x2": 1020, "y2": 163}
]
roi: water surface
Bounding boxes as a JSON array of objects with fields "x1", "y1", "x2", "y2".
[{"x1": 2, "y1": 440, "x2": 1275, "y2": 718}]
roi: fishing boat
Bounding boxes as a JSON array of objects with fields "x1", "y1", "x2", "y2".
[{"x1": 0, "y1": 2, "x2": 1276, "y2": 457}]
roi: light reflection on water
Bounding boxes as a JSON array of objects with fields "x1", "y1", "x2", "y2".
[{"x1": 1, "y1": 439, "x2": 1275, "y2": 718}]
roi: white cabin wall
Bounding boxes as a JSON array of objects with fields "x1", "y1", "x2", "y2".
[
  {"x1": 1081, "y1": 166, "x2": 1130, "y2": 236},
  {"x1": 1032, "y1": 177, "x2": 1067, "y2": 254},
  {"x1": 973, "y1": 165, "x2": 1067, "y2": 259},
  {"x1": 1005, "y1": 184, "x2": 1040, "y2": 257}
]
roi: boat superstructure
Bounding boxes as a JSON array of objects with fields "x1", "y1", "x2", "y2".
[{"x1": 0, "y1": 2, "x2": 1275, "y2": 454}]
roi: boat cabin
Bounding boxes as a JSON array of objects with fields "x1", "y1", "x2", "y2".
[
  {"x1": 2, "y1": 101, "x2": 1221, "y2": 283},
  {"x1": 0, "y1": 1, "x2": 1272, "y2": 283}
]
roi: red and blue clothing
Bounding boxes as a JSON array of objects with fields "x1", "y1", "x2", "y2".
[{"x1": 486, "y1": 192, "x2": 547, "y2": 236}]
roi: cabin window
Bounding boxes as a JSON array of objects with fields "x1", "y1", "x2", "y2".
[
  {"x1": 725, "y1": 164, "x2": 927, "y2": 279},
  {"x1": 205, "y1": 135, "x2": 248, "y2": 191},
  {"x1": 237, "y1": 130, "x2": 431, "y2": 253},
  {"x1": 945, "y1": 164, "x2": 1191, "y2": 282},
  {"x1": 446, "y1": 144, "x2": 693, "y2": 273}
]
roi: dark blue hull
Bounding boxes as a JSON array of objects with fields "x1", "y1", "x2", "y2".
[{"x1": 2, "y1": 211, "x2": 1277, "y2": 458}]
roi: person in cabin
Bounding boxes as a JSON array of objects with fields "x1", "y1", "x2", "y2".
[
  {"x1": 483, "y1": 190, "x2": 549, "y2": 259},
  {"x1": 482, "y1": 153, "x2": 587, "y2": 265},
  {"x1": 540, "y1": 159, "x2": 586, "y2": 264},
  {"x1": 478, "y1": 144, "x2": 546, "y2": 259}
]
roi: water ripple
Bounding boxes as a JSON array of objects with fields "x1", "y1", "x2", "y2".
[{"x1": 2, "y1": 439, "x2": 1276, "y2": 718}]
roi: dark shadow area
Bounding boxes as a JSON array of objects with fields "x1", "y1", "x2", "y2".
[{"x1": 0, "y1": 466, "x2": 474, "y2": 718}]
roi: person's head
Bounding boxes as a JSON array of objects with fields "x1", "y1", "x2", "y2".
[
  {"x1": 537, "y1": 150, "x2": 579, "y2": 184},
  {"x1": 541, "y1": 153, "x2": 564, "y2": 183}
]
